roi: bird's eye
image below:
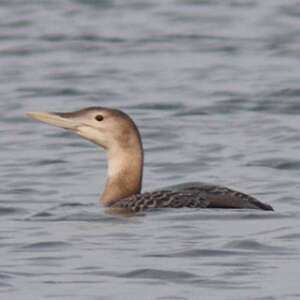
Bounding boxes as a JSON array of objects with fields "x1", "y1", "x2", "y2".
[{"x1": 95, "y1": 115, "x2": 104, "y2": 121}]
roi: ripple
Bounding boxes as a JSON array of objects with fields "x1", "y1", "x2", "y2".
[
  {"x1": 277, "y1": 233, "x2": 300, "y2": 240},
  {"x1": 2, "y1": 188, "x2": 37, "y2": 195},
  {"x1": 174, "y1": 100, "x2": 250, "y2": 116},
  {"x1": 33, "y1": 159, "x2": 67, "y2": 166},
  {"x1": 144, "y1": 249, "x2": 244, "y2": 258},
  {"x1": 72, "y1": 0, "x2": 113, "y2": 8},
  {"x1": 247, "y1": 158, "x2": 300, "y2": 170},
  {"x1": 0, "y1": 273, "x2": 12, "y2": 280},
  {"x1": 120, "y1": 269, "x2": 196, "y2": 281},
  {"x1": 131, "y1": 103, "x2": 184, "y2": 111},
  {"x1": 39, "y1": 33, "x2": 126, "y2": 43},
  {"x1": 0, "y1": 206, "x2": 26, "y2": 216},
  {"x1": 0, "y1": 281, "x2": 13, "y2": 288},
  {"x1": 250, "y1": 95, "x2": 300, "y2": 115},
  {"x1": 20, "y1": 241, "x2": 70, "y2": 252},
  {"x1": 165, "y1": 210, "x2": 279, "y2": 222},
  {"x1": 269, "y1": 88, "x2": 300, "y2": 98},
  {"x1": 17, "y1": 87, "x2": 83, "y2": 98},
  {"x1": 225, "y1": 240, "x2": 287, "y2": 253},
  {"x1": 0, "y1": 20, "x2": 31, "y2": 28},
  {"x1": 29, "y1": 203, "x2": 137, "y2": 223}
]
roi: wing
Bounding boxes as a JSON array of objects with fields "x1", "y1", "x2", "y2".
[
  {"x1": 182, "y1": 185, "x2": 273, "y2": 211},
  {"x1": 112, "y1": 190, "x2": 210, "y2": 212},
  {"x1": 112, "y1": 184, "x2": 273, "y2": 212}
]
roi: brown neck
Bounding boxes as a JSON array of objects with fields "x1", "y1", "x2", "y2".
[{"x1": 100, "y1": 145, "x2": 143, "y2": 206}]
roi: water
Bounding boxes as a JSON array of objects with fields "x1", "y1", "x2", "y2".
[{"x1": 1, "y1": 0, "x2": 300, "y2": 299}]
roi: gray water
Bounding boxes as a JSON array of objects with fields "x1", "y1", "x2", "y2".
[{"x1": 1, "y1": 0, "x2": 300, "y2": 299}]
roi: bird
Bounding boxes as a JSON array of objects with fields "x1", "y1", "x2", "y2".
[{"x1": 27, "y1": 107, "x2": 274, "y2": 213}]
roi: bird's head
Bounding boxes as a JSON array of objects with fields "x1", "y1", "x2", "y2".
[{"x1": 27, "y1": 107, "x2": 142, "y2": 152}]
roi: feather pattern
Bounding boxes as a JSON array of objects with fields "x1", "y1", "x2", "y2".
[{"x1": 112, "y1": 185, "x2": 273, "y2": 212}]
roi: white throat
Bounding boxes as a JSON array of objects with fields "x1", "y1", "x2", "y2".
[{"x1": 100, "y1": 139, "x2": 143, "y2": 206}]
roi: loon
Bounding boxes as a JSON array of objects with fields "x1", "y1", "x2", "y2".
[{"x1": 27, "y1": 107, "x2": 273, "y2": 212}]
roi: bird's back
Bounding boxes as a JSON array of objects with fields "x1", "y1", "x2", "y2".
[{"x1": 112, "y1": 183, "x2": 274, "y2": 212}]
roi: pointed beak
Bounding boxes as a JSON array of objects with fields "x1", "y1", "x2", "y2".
[{"x1": 26, "y1": 111, "x2": 80, "y2": 131}]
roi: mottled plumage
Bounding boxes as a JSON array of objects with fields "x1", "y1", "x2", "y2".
[
  {"x1": 112, "y1": 185, "x2": 273, "y2": 212},
  {"x1": 112, "y1": 189, "x2": 209, "y2": 212}
]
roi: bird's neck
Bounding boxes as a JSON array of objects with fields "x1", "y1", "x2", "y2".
[{"x1": 100, "y1": 145, "x2": 143, "y2": 206}]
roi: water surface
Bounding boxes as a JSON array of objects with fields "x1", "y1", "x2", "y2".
[{"x1": 1, "y1": 1, "x2": 300, "y2": 299}]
